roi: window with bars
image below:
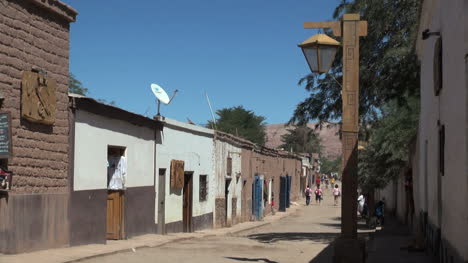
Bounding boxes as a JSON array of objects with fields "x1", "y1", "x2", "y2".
[{"x1": 199, "y1": 175, "x2": 208, "y2": 201}]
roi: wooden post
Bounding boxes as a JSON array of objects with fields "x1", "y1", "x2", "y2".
[{"x1": 304, "y1": 14, "x2": 367, "y2": 263}]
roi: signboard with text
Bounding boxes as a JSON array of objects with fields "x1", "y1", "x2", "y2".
[{"x1": 0, "y1": 112, "x2": 12, "y2": 159}]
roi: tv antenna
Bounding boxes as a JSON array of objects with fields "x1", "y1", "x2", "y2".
[{"x1": 150, "y1": 83, "x2": 178, "y2": 117}]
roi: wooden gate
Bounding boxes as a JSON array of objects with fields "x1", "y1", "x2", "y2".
[{"x1": 106, "y1": 190, "x2": 123, "y2": 240}]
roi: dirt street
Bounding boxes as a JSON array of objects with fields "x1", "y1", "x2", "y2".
[{"x1": 82, "y1": 189, "x2": 342, "y2": 263}]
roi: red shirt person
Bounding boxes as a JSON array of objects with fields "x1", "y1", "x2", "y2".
[{"x1": 315, "y1": 176, "x2": 321, "y2": 187}]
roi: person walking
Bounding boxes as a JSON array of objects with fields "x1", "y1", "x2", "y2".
[
  {"x1": 357, "y1": 193, "x2": 366, "y2": 217},
  {"x1": 315, "y1": 175, "x2": 321, "y2": 188},
  {"x1": 315, "y1": 186, "x2": 323, "y2": 205},
  {"x1": 304, "y1": 185, "x2": 312, "y2": 206},
  {"x1": 333, "y1": 184, "x2": 341, "y2": 206}
]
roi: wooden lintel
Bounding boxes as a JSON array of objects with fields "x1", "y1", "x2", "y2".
[
  {"x1": 358, "y1": 21, "x2": 368, "y2": 37},
  {"x1": 303, "y1": 21, "x2": 341, "y2": 37}
]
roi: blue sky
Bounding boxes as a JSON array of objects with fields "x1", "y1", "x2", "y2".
[{"x1": 62, "y1": 0, "x2": 339, "y2": 125}]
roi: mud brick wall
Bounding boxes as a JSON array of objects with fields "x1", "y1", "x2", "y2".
[
  {"x1": 0, "y1": 0, "x2": 77, "y2": 193},
  {"x1": 215, "y1": 197, "x2": 226, "y2": 228}
]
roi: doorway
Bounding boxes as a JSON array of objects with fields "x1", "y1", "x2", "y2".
[
  {"x1": 106, "y1": 190, "x2": 123, "y2": 239},
  {"x1": 106, "y1": 146, "x2": 126, "y2": 240},
  {"x1": 157, "y1": 168, "x2": 166, "y2": 234},
  {"x1": 183, "y1": 172, "x2": 193, "y2": 233},
  {"x1": 225, "y1": 179, "x2": 231, "y2": 226}
]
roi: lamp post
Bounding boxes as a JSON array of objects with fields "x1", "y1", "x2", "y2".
[{"x1": 299, "y1": 14, "x2": 367, "y2": 263}]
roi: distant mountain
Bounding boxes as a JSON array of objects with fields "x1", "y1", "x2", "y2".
[{"x1": 265, "y1": 123, "x2": 342, "y2": 159}]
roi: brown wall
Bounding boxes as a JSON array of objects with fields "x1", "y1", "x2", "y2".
[
  {"x1": 69, "y1": 189, "x2": 107, "y2": 246},
  {"x1": 0, "y1": 0, "x2": 76, "y2": 193},
  {"x1": 0, "y1": 193, "x2": 70, "y2": 254},
  {"x1": 240, "y1": 148, "x2": 302, "y2": 221},
  {"x1": 0, "y1": 0, "x2": 76, "y2": 253}
]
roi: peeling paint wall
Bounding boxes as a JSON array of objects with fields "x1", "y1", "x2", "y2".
[{"x1": 213, "y1": 139, "x2": 242, "y2": 227}]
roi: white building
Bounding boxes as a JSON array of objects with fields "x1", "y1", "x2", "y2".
[
  {"x1": 413, "y1": 1, "x2": 468, "y2": 262},
  {"x1": 70, "y1": 95, "x2": 161, "y2": 244},
  {"x1": 213, "y1": 131, "x2": 243, "y2": 227},
  {"x1": 155, "y1": 117, "x2": 215, "y2": 233}
]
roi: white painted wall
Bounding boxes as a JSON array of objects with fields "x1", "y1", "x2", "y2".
[
  {"x1": 73, "y1": 110, "x2": 155, "y2": 191},
  {"x1": 213, "y1": 139, "x2": 242, "y2": 225},
  {"x1": 155, "y1": 118, "x2": 215, "y2": 224},
  {"x1": 417, "y1": 0, "x2": 468, "y2": 259}
]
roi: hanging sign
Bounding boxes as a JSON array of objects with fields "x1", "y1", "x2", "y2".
[{"x1": 0, "y1": 112, "x2": 12, "y2": 159}]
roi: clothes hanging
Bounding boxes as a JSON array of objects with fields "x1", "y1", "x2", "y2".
[{"x1": 108, "y1": 156, "x2": 127, "y2": 190}]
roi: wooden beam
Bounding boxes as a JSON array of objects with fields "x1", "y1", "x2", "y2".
[{"x1": 303, "y1": 21, "x2": 341, "y2": 37}]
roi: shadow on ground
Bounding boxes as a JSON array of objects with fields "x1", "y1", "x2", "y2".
[
  {"x1": 308, "y1": 243, "x2": 334, "y2": 263},
  {"x1": 247, "y1": 232, "x2": 339, "y2": 244},
  {"x1": 318, "y1": 222, "x2": 370, "y2": 231},
  {"x1": 225, "y1": 256, "x2": 278, "y2": 263}
]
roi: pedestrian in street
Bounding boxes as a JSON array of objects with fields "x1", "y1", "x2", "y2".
[
  {"x1": 315, "y1": 186, "x2": 323, "y2": 205},
  {"x1": 333, "y1": 184, "x2": 341, "y2": 206},
  {"x1": 305, "y1": 185, "x2": 312, "y2": 206},
  {"x1": 357, "y1": 193, "x2": 366, "y2": 217},
  {"x1": 325, "y1": 177, "x2": 330, "y2": 189},
  {"x1": 315, "y1": 176, "x2": 321, "y2": 188},
  {"x1": 271, "y1": 196, "x2": 276, "y2": 215},
  {"x1": 375, "y1": 198, "x2": 385, "y2": 226}
]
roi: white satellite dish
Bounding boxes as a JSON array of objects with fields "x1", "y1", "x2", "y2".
[
  {"x1": 150, "y1": 83, "x2": 178, "y2": 117},
  {"x1": 150, "y1": 83, "x2": 170, "y2": 104}
]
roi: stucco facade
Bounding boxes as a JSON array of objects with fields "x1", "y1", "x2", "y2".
[
  {"x1": 415, "y1": 0, "x2": 468, "y2": 261},
  {"x1": 155, "y1": 118, "x2": 215, "y2": 233},
  {"x1": 69, "y1": 96, "x2": 161, "y2": 246}
]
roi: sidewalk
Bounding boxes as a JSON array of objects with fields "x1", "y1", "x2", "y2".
[
  {"x1": 0, "y1": 203, "x2": 301, "y2": 263},
  {"x1": 367, "y1": 216, "x2": 436, "y2": 263}
]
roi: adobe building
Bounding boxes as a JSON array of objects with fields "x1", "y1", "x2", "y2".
[{"x1": 0, "y1": 0, "x2": 77, "y2": 254}]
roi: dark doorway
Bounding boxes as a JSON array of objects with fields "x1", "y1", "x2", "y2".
[
  {"x1": 157, "y1": 168, "x2": 166, "y2": 234},
  {"x1": 183, "y1": 172, "x2": 193, "y2": 233},
  {"x1": 225, "y1": 178, "x2": 232, "y2": 226}
]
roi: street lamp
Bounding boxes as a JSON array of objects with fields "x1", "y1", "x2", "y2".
[
  {"x1": 298, "y1": 33, "x2": 340, "y2": 73},
  {"x1": 299, "y1": 14, "x2": 367, "y2": 263}
]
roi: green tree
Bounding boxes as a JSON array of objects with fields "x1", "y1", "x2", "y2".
[
  {"x1": 358, "y1": 97, "x2": 419, "y2": 190},
  {"x1": 290, "y1": 0, "x2": 421, "y2": 126},
  {"x1": 68, "y1": 72, "x2": 88, "y2": 95},
  {"x1": 320, "y1": 156, "x2": 342, "y2": 176},
  {"x1": 280, "y1": 125, "x2": 321, "y2": 154},
  {"x1": 207, "y1": 106, "x2": 266, "y2": 145},
  {"x1": 290, "y1": 0, "x2": 422, "y2": 190}
]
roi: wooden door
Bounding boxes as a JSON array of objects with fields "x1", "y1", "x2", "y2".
[
  {"x1": 107, "y1": 190, "x2": 123, "y2": 239},
  {"x1": 157, "y1": 169, "x2": 166, "y2": 234},
  {"x1": 183, "y1": 173, "x2": 193, "y2": 233}
]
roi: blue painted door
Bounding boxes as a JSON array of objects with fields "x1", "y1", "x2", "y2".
[
  {"x1": 279, "y1": 176, "x2": 286, "y2": 212},
  {"x1": 253, "y1": 176, "x2": 264, "y2": 220}
]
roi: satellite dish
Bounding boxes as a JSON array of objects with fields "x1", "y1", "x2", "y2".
[
  {"x1": 150, "y1": 83, "x2": 179, "y2": 117},
  {"x1": 150, "y1": 83, "x2": 170, "y2": 104}
]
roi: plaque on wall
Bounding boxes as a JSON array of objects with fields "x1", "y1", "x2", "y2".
[
  {"x1": 0, "y1": 112, "x2": 12, "y2": 159},
  {"x1": 21, "y1": 72, "x2": 57, "y2": 124}
]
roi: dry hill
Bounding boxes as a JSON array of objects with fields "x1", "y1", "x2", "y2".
[{"x1": 265, "y1": 123, "x2": 342, "y2": 159}]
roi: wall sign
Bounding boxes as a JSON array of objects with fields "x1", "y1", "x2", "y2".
[
  {"x1": 21, "y1": 72, "x2": 57, "y2": 124},
  {"x1": 0, "y1": 112, "x2": 12, "y2": 158}
]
